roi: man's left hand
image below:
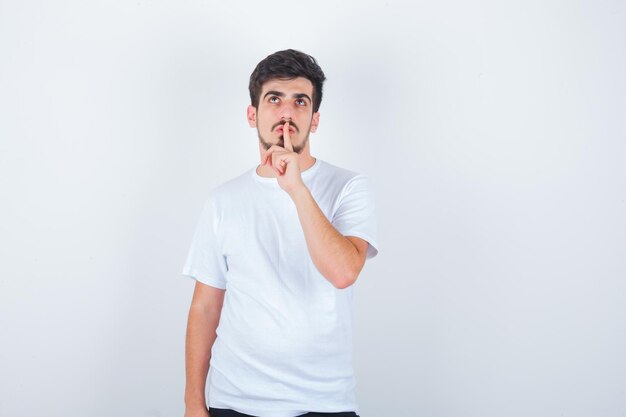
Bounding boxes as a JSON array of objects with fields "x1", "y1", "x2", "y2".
[{"x1": 261, "y1": 122, "x2": 305, "y2": 195}]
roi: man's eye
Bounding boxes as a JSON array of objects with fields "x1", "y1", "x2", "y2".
[
  {"x1": 296, "y1": 99, "x2": 306, "y2": 106},
  {"x1": 269, "y1": 96, "x2": 280, "y2": 103}
]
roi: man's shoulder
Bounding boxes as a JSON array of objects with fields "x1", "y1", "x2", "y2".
[
  {"x1": 315, "y1": 159, "x2": 363, "y2": 182},
  {"x1": 314, "y1": 159, "x2": 371, "y2": 192},
  {"x1": 205, "y1": 168, "x2": 254, "y2": 203}
]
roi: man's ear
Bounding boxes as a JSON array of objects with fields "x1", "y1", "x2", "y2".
[
  {"x1": 310, "y1": 112, "x2": 320, "y2": 133},
  {"x1": 247, "y1": 105, "x2": 257, "y2": 127}
]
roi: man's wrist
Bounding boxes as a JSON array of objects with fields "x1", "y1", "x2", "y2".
[
  {"x1": 185, "y1": 401, "x2": 208, "y2": 411},
  {"x1": 184, "y1": 393, "x2": 207, "y2": 409},
  {"x1": 287, "y1": 182, "x2": 310, "y2": 202}
]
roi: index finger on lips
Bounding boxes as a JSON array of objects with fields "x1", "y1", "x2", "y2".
[{"x1": 283, "y1": 122, "x2": 294, "y2": 152}]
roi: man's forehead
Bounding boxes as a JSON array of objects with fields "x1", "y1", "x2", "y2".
[{"x1": 261, "y1": 77, "x2": 313, "y2": 95}]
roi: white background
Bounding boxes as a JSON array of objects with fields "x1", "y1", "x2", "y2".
[{"x1": 1, "y1": 1, "x2": 625, "y2": 416}]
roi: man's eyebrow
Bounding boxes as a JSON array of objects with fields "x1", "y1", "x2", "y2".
[
  {"x1": 263, "y1": 91, "x2": 312, "y2": 103},
  {"x1": 293, "y1": 93, "x2": 312, "y2": 103},
  {"x1": 264, "y1": 91, "x2": 285, "y2": 99}
]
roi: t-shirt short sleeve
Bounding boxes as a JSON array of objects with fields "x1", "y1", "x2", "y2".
[
  {"x1": 331, "y1": 175, "x2": 379, "y2": 259},
  {"x1": 182, "y1": 195, "x2": 228, "y2": 289}
]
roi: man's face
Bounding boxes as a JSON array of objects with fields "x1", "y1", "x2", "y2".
[{"x1": 247, "y1": 77, "x2": 320, "y2": 154}]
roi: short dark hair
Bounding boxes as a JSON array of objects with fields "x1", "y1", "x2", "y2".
[{"x1": 249, "y1": 49, "x2": 326, "y2": 113}]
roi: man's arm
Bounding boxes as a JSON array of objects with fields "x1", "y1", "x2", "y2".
[
  {"x1": 290, "y1": 187, "x2": 369, "y2": 289},
  {"x1": 184, "y1": 281, "x2": 225, "y2": 417},
  {"x1": 262, "y1": 122, "x2": 370, "y2": 289}
]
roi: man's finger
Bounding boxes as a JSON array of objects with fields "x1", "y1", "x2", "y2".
[
  {"x1": 283, "y1": 122, "x2": 294, "y2": 152},
  {"x1": 262, "y1": 145, "x2": 285, "y2": 165},
  {"x1": 273, "y1": 155, "x2": 292, "y2": 176}
]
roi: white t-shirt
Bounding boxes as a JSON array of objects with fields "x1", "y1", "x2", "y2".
[{"x1": 182, "y1": 159, "x2": 378, "y2": 417}]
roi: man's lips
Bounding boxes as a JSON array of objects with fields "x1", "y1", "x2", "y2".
[
  {"x1": 272, "y1": 122, "x2": 298, "y2": 134},
  {"x1": 276, "y1": 126, "x2": 296, "y2": 134}
]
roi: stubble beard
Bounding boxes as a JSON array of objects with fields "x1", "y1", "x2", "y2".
[{"x1": 258, "y1": 130, "x2": 309, "y2": 154}]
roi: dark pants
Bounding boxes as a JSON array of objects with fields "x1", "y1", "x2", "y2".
[{"x1": 209, "y1": 408, "x2": 360, "y2": 417}]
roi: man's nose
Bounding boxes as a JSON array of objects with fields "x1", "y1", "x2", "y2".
[{"x1": 279, "y1": 103, "x2": 293, "y2": 120}]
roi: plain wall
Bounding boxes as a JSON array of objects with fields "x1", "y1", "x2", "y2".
[{"x1": 1, "y1": 1, "x2": 625, "y2": 416}]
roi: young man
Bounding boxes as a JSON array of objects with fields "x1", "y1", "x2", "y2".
[{"x1": 183, "y1": 49, "x2": 378, "y2": 417}]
